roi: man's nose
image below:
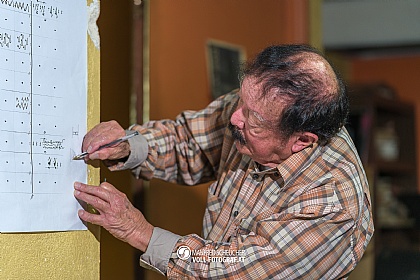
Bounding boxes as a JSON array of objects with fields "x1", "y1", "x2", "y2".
[{"x1": 230, "y1": 108, "x2": 245, "y2": 130}]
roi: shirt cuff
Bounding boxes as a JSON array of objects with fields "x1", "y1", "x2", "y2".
[
  {"x1": 119, "y1": 129, "x2": 148, "y2": 170},
  {"x1": 140, "y1": 227, "x2": 181, "y2": 275}
]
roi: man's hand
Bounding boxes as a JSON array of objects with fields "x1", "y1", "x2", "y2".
[
  {"x1": 82, "y1": 120, "x2": 130, "y2": 161},
  {"x1": 74, "y1": 181, "x2": 153, "y2": 252}
]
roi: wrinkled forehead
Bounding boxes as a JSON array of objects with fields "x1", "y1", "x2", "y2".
[{"x1": 240, "y1": 76, "x2": 286, "y2": 124}]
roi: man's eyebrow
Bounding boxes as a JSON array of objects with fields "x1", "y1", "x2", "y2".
[
  {"x1": 250, "y1": 105, "x2": 280, "y2": 130},
  {"x1": 237, "y1": 89, "x2": 270, "y2": 125},
  {"x1": 250, "y1": 109, "x2": 266, "y2": 123}
]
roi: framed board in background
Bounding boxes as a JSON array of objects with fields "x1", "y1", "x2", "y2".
[{"x1": 206, "y1": 40, "x2": 246, "y2": 100}]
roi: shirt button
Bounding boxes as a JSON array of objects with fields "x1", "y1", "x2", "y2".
[
  {"x1": 233, "y1": 210, "x2": 239, "y2": 217},
  {"x1": 252, "y1": 174, "x2": 259, "y2": 180}
]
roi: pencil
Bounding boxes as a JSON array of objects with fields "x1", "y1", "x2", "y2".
[{"x1": 73, "y1": 130, "x2": 139, "y2": 160}]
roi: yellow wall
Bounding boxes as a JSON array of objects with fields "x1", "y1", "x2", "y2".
[{"x1": 0, "y1": 0, "x2": 101, "y2": 278}]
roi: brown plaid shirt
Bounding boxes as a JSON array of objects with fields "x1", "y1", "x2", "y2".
[{"x1": 127, "y1": 91, "x2": 374, "y2": 279}]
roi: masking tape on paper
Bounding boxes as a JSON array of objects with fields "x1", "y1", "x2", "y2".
[{"x1": 87, "y1": 0, "x2": 100, "y2": 49}]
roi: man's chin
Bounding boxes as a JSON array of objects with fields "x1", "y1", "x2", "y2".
[
  {"x1": 234, "y1": 141, "x2": 248, "y2": 154},
  {"x1": 234, "y1": 139, "x2": 242, "y2": 147}
]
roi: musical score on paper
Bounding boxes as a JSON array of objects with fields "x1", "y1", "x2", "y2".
[{"x1": 0, "y1": 0, "x2": 88, "y2": 232}]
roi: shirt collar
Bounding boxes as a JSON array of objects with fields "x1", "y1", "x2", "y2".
[
  {"x1": 247, "y1": 143, "x2": 320, "y2": 184},
  {"x1": 276, "y1": 142, "x2": 320, "y2": 186}
]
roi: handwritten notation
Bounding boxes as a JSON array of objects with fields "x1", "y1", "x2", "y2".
[
  {"x1": 33, "y1": 2, "x2": 63, "y2": 19},
  {"x1": 0, "y1": 0, "x2": 63, "y2": 19},
  {"x1": 16, "y1": 96, "x2": 30, "y2": 110},
  {"x1": 0, "y1": 0, "x2": 30, "y2": 13},
  {"x1": 0, "y1": 31, "x2": 12, "y2": 48},
  {"x1": 16, "y1": 33, "x2": 29, "y2": 50},
  {"x1": 32, "y1": 138, "x2": 65, "y2": 150},
  {"x1": 46, "y1": 156, "x2": 61, "y2": 169}
]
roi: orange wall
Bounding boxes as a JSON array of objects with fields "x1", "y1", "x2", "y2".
[
  {"x1": 350, "y1": 54, "x2": 420, "y2": 191},
  {"x1": 146, "y1": 1, "x2": 309, "y2": 279},
  {"x1": 149, "y1": 0, "x2": 308, "y2": 119}
]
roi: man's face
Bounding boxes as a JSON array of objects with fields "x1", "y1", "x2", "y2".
[{"x1": 229, "y1": 77, "x2": 296, "y2": 167}]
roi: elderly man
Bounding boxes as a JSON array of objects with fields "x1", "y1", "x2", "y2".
[{"x1": 74, "y1": 44, "x2": 373, "y2": 279}]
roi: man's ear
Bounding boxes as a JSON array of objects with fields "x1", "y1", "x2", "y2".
[{"x1": 291, "y1": 132, "x2": 318, "y2": 153}]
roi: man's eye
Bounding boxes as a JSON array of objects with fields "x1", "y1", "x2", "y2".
[{"x1": 249, "y1": 126, "x2": 264, "y2": 136}]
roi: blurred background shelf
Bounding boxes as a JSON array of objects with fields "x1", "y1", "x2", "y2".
[{"x1": 346, "y1": 84, "x2": 420, "y2": 279}]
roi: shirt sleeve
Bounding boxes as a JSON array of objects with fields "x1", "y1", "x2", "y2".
[
  {"x1": 103, "y1": 130, "x2": 149, "y2": 174},
  {"x1": 123, "y1": 91, "x2": 238, "y2": 185},
  {"x1": 139, "y1": 227, "x2": 181, "y2": 275}
]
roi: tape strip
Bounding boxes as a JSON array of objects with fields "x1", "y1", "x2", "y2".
[{"x1": 87, "y1": 0, "x2": 100, "y2": 49}]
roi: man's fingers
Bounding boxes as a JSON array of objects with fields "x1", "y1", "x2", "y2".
[
  {"x1": 82, "y1": 121, "x2": 126, "y2": 156},
  {"x1": 74, "y1": 188, "x2": 109, "y2": 213},
  {"x1": 74, "y1": 181, "x2": 115, "y2": 203},
  {"x1": 88, "y1": 146, "x2": 126, "y2": 161},
  {"x1": 78, "y1": 209, "x2": 104, "y2": 225},
  {"x1": 88, "y1": 150, "x2": 110, "y2": 161}
]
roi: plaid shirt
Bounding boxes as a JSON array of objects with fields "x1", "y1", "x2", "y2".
[{"x1": 125, "y1": 91, "x2": 374, "y2": 279}]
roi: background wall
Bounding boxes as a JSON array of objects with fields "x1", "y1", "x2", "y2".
[{"x1": 148, "y1": 0, "x2": 308, "y2": 120}]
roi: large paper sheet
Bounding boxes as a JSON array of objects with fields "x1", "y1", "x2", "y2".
[{"x1": 0, "y1": 0, "x2": 88, "y2": 232}]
